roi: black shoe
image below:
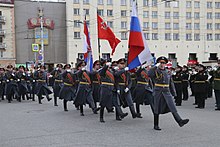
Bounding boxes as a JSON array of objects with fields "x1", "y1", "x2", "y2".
[
  {"x1": 195, "y1": 106, "x2": 200, "y2": 108},
  {"x1": 178, "y1": 119, "x2": 189, "y2": 127},
  {"x1": 39, "y1": 102, "x2": 42, "y2": 104},
  {"x1": 116, "y1": 117, "x2": 122, "y2": 121},
  {"x1": 93, "y1": 107, "x2": 100, "y2": 114},
  {"x1": 54, "y1": 104, "x2": 58, "y2": 106},
  {"x1": 48, "y1": 98, "x2": 52, "y2": 101},
  {"x1": 8, "y1": 101, "x2": 11, "y2": 103},
  {"x1": 80, "y1": 113, "x2": 84, "y2": 116},
  {"x1": 107, "y1": 108, "x2": 114, "y2": 113},
  {"x1": 193, "y1": 103, "x2": 197, "y2": 105},
  {"x1": 154, "y1": 126, "x2": 161, "y2": 131},
  {"x1": 64, "y1": 109, "x2": 68, "y2": 111},
  {"x1": 120, "y1": 113, "x2": 128, "y2": 119},
  {"x1": 100, "y1": 118, "x2": 105, "y2": 123},
  {"x1": 136, "y1": 113, "x2": 143, "y2": 118},
  {"x1": 215, "y1": 108, "x2": 220, "y2": 111}
]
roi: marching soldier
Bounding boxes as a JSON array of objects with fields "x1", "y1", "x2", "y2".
[
  {"x1": 16, "y1": 66, "x2": 29, "y2": 101},
  {"x1": 50, "y1": 64, "x2": 63, "y2": 106},
  {"x1": 133, "y1": 64, "x2": 154, "y2": 118},
  {"x1": 115, "y1": 58, "x2": 138, "y2": 118},
  {"x1": 74, "y1": 61, "x2": 100, "y2": 116},
  {"x1": 59, "y1": 64, "x2": 76, "y2": 111},
  {"x1": 193, "y1": 64, "x2": 208, "y2": 109},
  {"x1": 172, "y1": 65, "x2": 183, "y2": 106},
  {"x1": 148, "y1": 56, "x2": 189, "y2": 130},
  {"x1": 5, "y1": 65, "x2": 20, "y2": 103},
  {"x1": 212, "y1": 60, "x2": 220, "y2": 111},
  {"x1": 181, "y1": 65, "x2": 189, "y2": 101},
  {"x1": 0, "y1": 68, "x2": 5, "y2": 101},
  {"x1": 34, "y1": 65, "x2": 52, "y2": 104}
]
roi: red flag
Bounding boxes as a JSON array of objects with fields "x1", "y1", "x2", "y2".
[{"x1": 97, "y1": 14, "x2": 121, "y2": 55}]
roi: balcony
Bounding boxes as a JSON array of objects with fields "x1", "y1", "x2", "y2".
[
  {"x1": 0, "y1": 43, "x2": 6, "y2": 49},
  {"x1": 0, "y1": 30, "x2": 6, "y2": 36},
  {"x1": 0, "y1": 16, "x2": 6, "y2": 23}
]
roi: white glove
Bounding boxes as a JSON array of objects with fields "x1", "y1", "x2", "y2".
[
  {"x1": 124, "y1": 67, "x2": 129, "y2": 71},
  {"x1": 114, "y1": 66, "x2": 119, "y2": 70},
  {"x1": 81, "y1": 67, "x2": 86, "y2": 71},
  {"x1": 141, "y1": 64, "x2": 148, "y2": 69},
  {"x1": 12, "y1": 73, "x2": 15, "y2": 76},
  {"x1": 106, "y1": 62, "x2": 111, "y2": 66},
  {"x1": 23, "y1": 73, "x2": 25, "y2": 76},
  {"x1": 49, "y1": 75, "x2": 53, "y2": 78},
  {"x1": 124, "y1": 87, "x2": 129, "y2": 93},
  {"x1": 17, "y1": 79, "x2": 20, "y2": 82},
  {"x1": 6, "y1": 80, "x2": 9, "y2": 82},
  {"x1": 117, "y1": 90, "x2": 120, "y2": 95},
  {"x1": 155, "y1": 63, "x2": 160, "y2": 67},
  {"x1": 67, "y1": 69, "x2": 71, "y2": 72},
  {"x1": 33, "y1": 80, "x2": 36, "y2": 82},
  {"x1": 56, "y1": 68, "x2": 59, "y2": 70}
]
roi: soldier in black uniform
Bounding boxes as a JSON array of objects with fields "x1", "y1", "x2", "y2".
[
  {"x1": 181, "y1": 65, "x2": 189, "y2": 101},
  {"x1": 212, "y1": 60, "x2": 220, "y2": 110},
  {"x1": 133, "y1": 64, "x2": 154, "y2": 118},
  {"x1": 115, "y1": 58, "x2": 137, "y2": 118},
  {"x1": 148, "y1": 56, "x2": 189, "y2": 130},
  {"x1": 59, "y1": 64, "x2": 76, "y2": 111},
  {"x1": 0, "y1": 68, "x2": 5, "y2": 101},
  {"x1": 5, "y1": 65, "x2": 20, "y2": 103},
  {"x1": 74, "y1": 61, "x2": 99, "y2": 116},
  {"x1": 194, "y1": 64, "x2": 208, "y2": 109},
  {"x1": 172, "y1": 65, "x2": 183, "y2": 106},
  {"x1": 50, "y1": 64, "x2": 63, "y2": 106},
  {"x1": 16, "y1": 66, "x2": 29, "y2": 101},
  {"x1": 34, "y1": 65, "x2": 52, "y2": 104}
]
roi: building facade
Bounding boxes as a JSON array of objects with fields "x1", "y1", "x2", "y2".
[
  {"x1": 15, "y1": 0, "x2": 67, "y2": 67},
  {"x1": 66, "y1": 0, "x2": 220, "y2": 66},
  {"x1": 0, "y1": 0, "x2": 15, "y2": 67}
]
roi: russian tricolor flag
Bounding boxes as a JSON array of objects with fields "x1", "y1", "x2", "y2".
[
  {"x1": 83, "y1": 19, "x2": 93, "y2": 72},
  {"x1": 128, "y1": 1, "x2": 153, "y2": 70}
]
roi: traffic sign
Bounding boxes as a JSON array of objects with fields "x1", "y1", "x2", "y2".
[{"x1": 32, "y1": 44, "x2": 39, "y2": 52}]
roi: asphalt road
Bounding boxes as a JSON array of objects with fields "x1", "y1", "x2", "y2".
[{"x1": 0, "y1": 93, "x2": 220, "y2": 147}]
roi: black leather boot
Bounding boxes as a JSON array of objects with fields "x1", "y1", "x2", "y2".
[
  {"x1": 54, "y1": 96, "x2": 58, "y2": 106},
  {"x1": 115, "y1": 110, "x2": 122, "y2": 121},
  {"x1": 63, "y1": 100, "x2": 68, "y2": 111},
  {"x1": 38, "y1": 95, "x2": 42, "y2": 104},
  {"x1": 136, "y1": 104, "x2": 142, "y2": 118},
  {"x1": 129, "y1": 105, "x2": 137, "y2": 118},
  {"x1": 154, "y1": 114, "x2": 161, "y2": 131},
  {"x1": 100, "y1": 107, "x2": 105, "y2": 123},
  {"x1": 80, "y1": 105, "x2": 84, "y2": 116},
  {"x1": 172, "y1": 112, "x2": 189, "y2": 127}
]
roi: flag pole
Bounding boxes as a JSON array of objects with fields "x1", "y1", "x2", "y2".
[{"x1": 97, "y1": 11, "x2": 101, "y2": 61}]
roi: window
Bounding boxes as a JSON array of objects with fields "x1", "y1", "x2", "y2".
[
  {"x1": 97, "y1": 9, "x2": 104, "y2": 16},
  {"x1": 143, "y1": 22, "x2": 149, "y2": 29},
  {"x1": 207, "y1": 12, "x2": 212, "y2": 19},
  {"x1": 152, "y1": 22, "x2": 158, "y2": 29},
  {"x1": 107, "y1": 0, "x2": 113, "y2": 5},
  {"x1": 165, "y1": 2, "x2": 170, "y2": 8},
  {"x1": 152, "y1": 0, "x2": 157, "y2": 7},
  {"x1": 173, "y1": 23, "x2": 179, "y2": 30},
  {"x1": 152, "y1": 33, "x2": 158, "y2": 40},
  {"x1": 194, "y1": 12, "x2": 200, "y2": 19},
  {"x1": 173, "y1": 33, "x2": 179, "y2": 40},
  {"x1": 143, "y1": 0, "x2": 149, "y2": 6},
  {"x1": 207, "y1": 34, "x2": 213, "y2": 40},
  {"x1": 144, "y1": 33, "x2": 150, "y2": 40},
  {"x1": 186, "y1": 23, "x2": 192, "y2": 30},
  {"x1": 73, "y1": 0, "x2": 79, "y2": 4},
  {"x1": 215, "y1": 13, "x2": 220, "y2": 19},
  {"x1": 84, "y1": 9, "x2": 89, "y2": 15},
  {"x1": 207, "y1": 2, "x2": 212, "y2": 8},
  {"x1": 194, "y1": 1, "x2": 200, "y2": 8},
  {"x1": 207, "y1": 23, "x2": 212, "y2": 30},
  {"x1": 121, "y1": 21, "x2": 127, "y2": 29},
  {"x1": 152, "y1": 11, "x2": 158, "y2": 18},
  {"x1": 98, "y1": 0, "x2": 103, "y2": 5},
  {"x1": 186, "y1": 1, "x2": 191, "y2": 8},
  {"x1": 165, "y1": 33, "x2": 171, "y2": 40},
  {"x1": 194, "y1": 23, "x2": 200, "y2": 30},
  {"x1": 165, "y1": 12, "x2": 170, "y2": 19},
  {"x1": 74, "y1": 32, "x2": 80, "y2": 39},
  {"x1": 143, "y1": 11, "x2": 149, "y2": 18},
  {"x1": 74, "y1": 20, "x2": 80, "y2": 28},
  {"x1": 102, "y1": 53, "x2": 111, "y2": 61},
  {"x1": 215, "y1": 34, "x2": 220, "y2": 40},
  {"x1": 173, "y1": 12, "x2": 179, "y2": 19},
  {"x1": 121, "y1": 0, "x2": 126, "y2": 5},
  {"x1": 107, "y1": 21, "x2": 113, "y2": 28},
  {"x1": 165, "y1": 23, "x2": 171, "y2": 29},
  {"x1": 186, "y1": 34, "x2": 192, "y2": 41},
  {"x1": 73, "y1": 8, "x2": 80, "y2": 15},
  {"x1": 216, "y1": 2, "x2": 220, "y2": 8},
  {"x1": 107, "y1": 10, "x2": 113, "y2": 16},
  {"x1": 173, "y1": 1, "x2": 179, "y2": 8},
  {"x1": 215, "y1": 23, "x2": 220, "y2": 30},
  {"x1": 121, "y1": 10, "x2": 127, "y2": 17},
  {"x1": 194, "y1": 34, "x2": 200, "y2": 41},
  {"x1": 168, "y1": 53, "x2": 176, "y2": 59},
  {"x1": 121, "y1": 32, "x2": 127, "y2": 40},
  {"x1": 83, "y1": 0, "x2": 89, "y2": 4},
  {"x1": 186, "y1": 12, "x2": 191, "y2": 19}
]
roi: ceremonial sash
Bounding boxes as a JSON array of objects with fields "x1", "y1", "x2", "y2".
[{"x1": 83, "y1": 71, "x2": 91, "y2": 84}]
